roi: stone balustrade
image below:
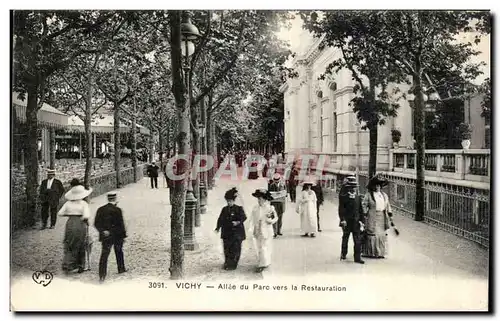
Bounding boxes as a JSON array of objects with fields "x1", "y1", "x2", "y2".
[{"x1": 389, "y1": 149, "x2": 490, "y2": 184}]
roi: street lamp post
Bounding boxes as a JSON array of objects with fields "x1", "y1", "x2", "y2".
[{"x1": 181, "y1": 11, "x2": 201, "y2": 251}]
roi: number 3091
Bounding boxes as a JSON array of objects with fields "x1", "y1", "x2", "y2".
[{"x1": 149, "y1": 282, "x2": 165, "y2": 289}]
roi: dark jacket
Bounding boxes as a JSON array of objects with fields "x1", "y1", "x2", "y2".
[
  {"x1": 94, "y1": 203, "x2": 127, "y2": 242},
  {"x1": 288, "y1": 168, "x2": 298, "y2": 187},
  {"x1": 338, "y1": 187, "x2": 364, "y2": 223},
  {"x1": 39, "y1": 178, "x2": 65, "y2": 206},
  {"x1": 216, "y1": 205, "x2": 246, "y2": 240},
  {"x1": 311, "y1": 184, "x2": 324, "y2": 206},
  {"x1": 147, "y1": 164, "x2": 159, "y2": 177}
]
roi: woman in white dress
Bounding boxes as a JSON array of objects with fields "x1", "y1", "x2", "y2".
[
  {"x1": 296, "y1": 178, "x2": 318, "y2": 237},
  {"x1": 250, "y1": 189, "x2": 278, "y2": 273}
]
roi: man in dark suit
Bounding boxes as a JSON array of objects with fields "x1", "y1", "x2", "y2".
[
  {"x1": 39, "y1": 169, "x2": 65, "y2": 229},
  {"x1": 146, "y1": 161, "x2": 159, "y2": 189},
  {"x1": 311, "y1": 179, "x2": 324, "y2": 232},
  {"x1": 268, "y1": 173, "x2": 286, "y2": 237},
  {"x1": 287, "y1": 162, "x2": 299, "y2": 203},
  {"x1": 338, "y1": 176, "x2": 365, "y2": 264},
  {"x1": 94, "y1": 192, "x2": 127, "y2": 282},
  {"x1": 215, "y1": 188, "x2": 246, "y2": 270}
]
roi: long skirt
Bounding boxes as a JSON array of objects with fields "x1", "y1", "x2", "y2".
[
  {"x1": 363, "y1": 210, "x2": 387, "y2": 257},
  {"x1": 300, "y1": 202, "x2": 318, "y2": 234},
  {"x1": 62, "y1": 216, "x2": 87, "y2": 271},
  {"x1": 256, "y1": 237, "x2": 273, "y2": 268}
]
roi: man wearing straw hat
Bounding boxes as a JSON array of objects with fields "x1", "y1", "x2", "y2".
[
  {"x1": 338, "y1": 175, "x2": 365, "y2": 264},
  {"x1": 39, "y1": 168, "x2": 65, "y2": 230},
  {"x1": 94, "y1": 192, "x2": 127, "y2": 283},
  {"x1": 268, "y1": 173, "x2": 287, "y2": 238}
]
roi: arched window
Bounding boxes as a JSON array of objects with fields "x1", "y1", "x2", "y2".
[
  {"x1": 317, "y1": 90, "x2": 323, "y2": 99},
  {"x1": 329, "y1": 82, "x2": 337, "y2": 92}
]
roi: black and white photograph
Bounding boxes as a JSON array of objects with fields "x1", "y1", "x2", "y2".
[{"x1": 8, "y1": 6, "x2": 492, "y2": 311}]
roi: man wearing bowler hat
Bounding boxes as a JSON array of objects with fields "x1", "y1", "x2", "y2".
[
  {"x1": 338, "y1": 175, "x2": 365, "y2": 264},
  {"x1": 39, "y1": 169, "x2": 65, "y2": 229},
  {"x1": 94, "y1": 192, "x2": 127, "y2": 283}
]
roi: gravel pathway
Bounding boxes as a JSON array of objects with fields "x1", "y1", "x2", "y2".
[{"x1": 11, "y1": 171, "x2": 269, "y2": 285}]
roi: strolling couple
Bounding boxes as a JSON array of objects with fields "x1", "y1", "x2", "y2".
[{"x1": 58, "y1": 180, "x2": 127, "y2": 283}]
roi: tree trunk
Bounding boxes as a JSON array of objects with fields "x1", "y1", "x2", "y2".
[
  {"x1": 206, "y1": 102, "x2": 214, "y2": 188},
  {"x1": 132, "y1": 97, "x2": 137, "y2": 182},
  {"x1": 190, "y1": 79, "x2": 201, "y2": 222},
  {"x1": 368, "y1": 121, "x2": 378, "y2": 178},
  {"x1": 169, "y1": 10, "x2": 188, "y2": 279},
  {"x1": 414, "y1": 70, "x2": 425, "y2": 222},
  {"x1": 113, "y1": 101, "x2": 121, "y2": 188},
  {"x1": 49, "y1": 127, "x2": 56, "y2": 169},
  {"x1": 84, "y1": 76, "x2": 93, "y2": 189},
  {"x1": 200, "y1": 95, "x2": 208, "y2": 193},
  {"x1": 25, "y1": 85, "x2": 39, "y2": 227},
  {"x1": 149, "y1": 129, "x2": 154, "y2": 162}
]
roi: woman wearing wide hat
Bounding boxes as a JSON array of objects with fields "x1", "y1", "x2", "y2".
[
  {"x1": 361, "y1": 175, "x2": 392, "y2": 258},
  {"x1": 296, "y1": 177, "x2": 318, "y2": 237},
  {"x1": 250, "y1": 189, "x2": 278, "y2": 272},
  {"x1": 58, "y1": 184, "x2": 93, "y2": 273},
  {"x1": 215, "y1": 188, "x2": 247, "y2": 270}
]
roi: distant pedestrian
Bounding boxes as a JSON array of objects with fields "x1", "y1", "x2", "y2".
[
  {"x1": 338, "y1": 176, "x2": 365, "y2": 264},
  {"x1": 311, "y1": 178, "x2": 324, "y2": 232},
  {"x1": 147, "y1": 161, "x2": 159, "y2": 189},
  {"x1": 287, "y1": 162, "x2": 299, "y2": 203},
  {"x1": 362, "y1": 175, "x2": 391, "y2": 259},
  {"x1": 296, "y1": 178, "x2": 318, "y2": 237},
  {"x1": 94, "y1": 192, "x2": 127, "y2": 283},
  {"x1": 39, "y1": 169, "x2": 65, "y2": 229},
  {"x1": 268, "y1": 173, "x2": 287, "y2": 237},
  {"x1": 250, "y1": 189, "x2": 278, "y2": 273},
  {"x1": 58, "y1": 184, "x2": 93, "y2": 274},
  {"x1": 215, "y1": 188, "x2": 247, "y2": 270}
]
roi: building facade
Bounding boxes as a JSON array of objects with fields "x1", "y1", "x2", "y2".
[{"x1": 280, "y1": 31, "x2": 489, "y2": 183}]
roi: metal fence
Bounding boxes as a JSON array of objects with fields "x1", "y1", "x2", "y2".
[
  {"x1": 319, "y1": 171, "x2": 490, "y2": 248},
  {"x1": 358, "y1": 173, "x2": 490, "y2": 248},
  {"x1": 11, "y1": 164, "x2": 145, "y2": 230}
]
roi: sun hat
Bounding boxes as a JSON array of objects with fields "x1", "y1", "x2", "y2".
[
  {"x1": 343, "y1": 175, "x2": 359, "y2": 186},
  {"x1": 107, "y1": 192, "x2": 118, "y2": 202},
  {"x1": 65, "y1": 185, "x2": 93, "y2": 201},
  {"x1": 224, "y1": 188, "x2": 238, "y2": 200},
  {"x1": 273, "y1": 173, "x2": 281, "y2": 180},
  {"x1": 367, "y1": 175, "x2": 388, "y2": 190},
  {"x1": 252, "y1": 189, "x2": 273, "y2": 201}
]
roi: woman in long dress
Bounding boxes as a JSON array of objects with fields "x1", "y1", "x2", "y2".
[
  {"x1": 58, "y1": 184, "x2": 93, "y2": 273},
  {"x1": 250, "y1": 189, "x2": 278, "y2": 273},
  {"x1": 362, "y1": 175, "x2": 392, "y2": 258},
  {"x1": 296, "y1": 179, "x2": 318, "y2": 237}
]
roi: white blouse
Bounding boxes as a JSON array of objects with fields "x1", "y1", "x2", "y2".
[
  {"x1": 373, "y1": 192, "x2": 386, "y2": 211},
  {"x1": 58, "y1": 200, "x2": 91, "y2": 219}
]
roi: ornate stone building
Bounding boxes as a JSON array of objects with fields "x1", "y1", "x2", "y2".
[{"x1": 280, "y1": 30, "x2": 489, "y2": 180}]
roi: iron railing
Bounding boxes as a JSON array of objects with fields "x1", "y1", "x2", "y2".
[
  {"x1": 320, "y1": 172, "x2": 490, "y2": 248},
  {"x1": 360, "y1": 173, "x2": 490, "y2": 248}
]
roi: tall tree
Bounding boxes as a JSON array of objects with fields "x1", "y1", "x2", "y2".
[
  {"x1": 301, "y1": 11, "x2": 405, "y2": 178},
  {"x1": 302, "y1": 10, "x2": 489, "y2": 221},
  {"x1": 13, "y1": 10, "x2": 115, "y2": 226}
]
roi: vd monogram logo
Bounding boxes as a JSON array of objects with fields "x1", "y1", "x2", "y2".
[{"x1": 32, "y1": 270, "x2": 53, "y2": 287}]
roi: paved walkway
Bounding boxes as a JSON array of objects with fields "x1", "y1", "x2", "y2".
[{"x1": 11, "y1": 169, "x2": 489, "y2": 309}]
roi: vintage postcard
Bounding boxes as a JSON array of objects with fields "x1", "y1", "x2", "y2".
[{"x1": 10, "y1": 8, "x2": 491, "y2": 311}]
